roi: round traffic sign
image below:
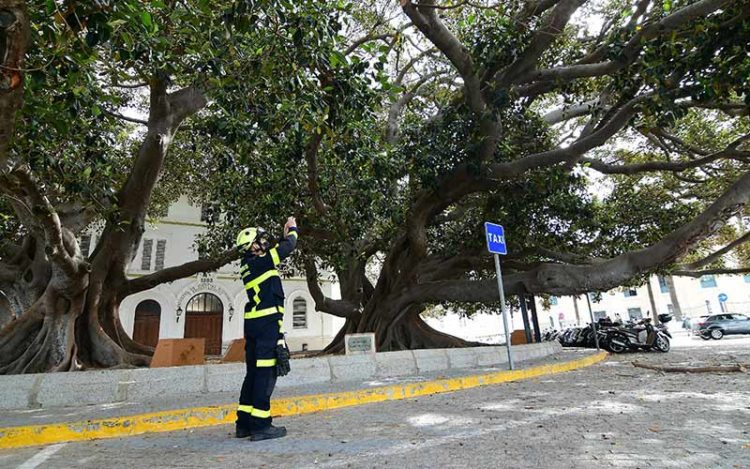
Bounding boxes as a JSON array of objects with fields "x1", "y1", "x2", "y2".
[{"x1": 718, "y1": 293, "x2": 728, "y2": 302}]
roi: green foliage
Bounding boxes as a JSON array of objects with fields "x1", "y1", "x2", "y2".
[{"x1": 4, "y1": 0, "x2": 748, "y2": 314}]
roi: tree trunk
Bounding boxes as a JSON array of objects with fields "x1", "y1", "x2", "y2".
[
  {"x1": 666, "y1": 275, "x2": 683, "y2": 320},
  {"x1": 324, "y1": 290, "x2": 481, "y2": 353},
  {"x1": 0, "y1": 248, "x2": 151, "y2": 374},
  {"x1": 646, "y1": 276, "x2": 660, "y2": 324}
]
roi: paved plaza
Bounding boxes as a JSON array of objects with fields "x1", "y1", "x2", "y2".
[{"x1": 2, "y1": 332, "x2": 749, "y2": 469}]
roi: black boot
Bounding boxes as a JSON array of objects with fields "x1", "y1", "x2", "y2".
[
  {"x1": 235, "y1": 424, "x2": 253, "y2": 439},
  {"x1": 250, "y1": 425, "x2": 287, "y2": 441}
]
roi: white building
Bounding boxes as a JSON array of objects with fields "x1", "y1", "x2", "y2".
[
  {"x1": 538, "y1": 274, "x2": 750, "y2": 330},
  {"x1": 83, "y1": 197, "x2": 344, "y2": 355},
  {"x1": 425, "y1": 273, "x2": 750, "y2": 342}
]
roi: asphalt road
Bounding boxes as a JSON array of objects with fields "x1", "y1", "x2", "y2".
[{"x1": 2, "y1": 331, "x2": 749, "y2": 469}]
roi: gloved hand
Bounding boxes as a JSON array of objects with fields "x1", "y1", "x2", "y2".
[{"x1": 275, "y1": 343, "x2": 291, "y2": 377}]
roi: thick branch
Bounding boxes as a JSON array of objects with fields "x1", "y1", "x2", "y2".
[
  {"x1": 582, "y1": 150, "x2": 747, "y2": 175},
  {"x1": 516, "y1": 0, "x2": 732, "y2": 92},
  {"x1": 8, "y1": 168, "x2": 77, "y2": 276},
  {"x1": 304, "y1": 131, "x2": 329, "y2": 216},
  {"x1": 492, "y1": 0, "x2": 585, "y2": 87},
  {"x1": 633, "y1": 361, "x2": 748, "y2": 373},
  {"x1": 122, "y1": 247, "x2": 242, "y2": 298},
  {"x1": 167, "y1": 85, "x2": 208, "y2": 125},
  {"x1": 542, "y1": 98, "x2": 608, "y2": 125},
  {"x1": 488, "y1": 93, "x2": 650, "y2": 179},
  {"x1": 520, "y1": 0, "x2": 565, "y2": 20},
  {"x1": 413, "y1": 170, "x2": 750, "y2": 300},
  {"x1": 401, "y1": 0, "x2": 485, "y2": 115},
  {"x1": 681, "y1": 231, "x2": 750, "y2": 270},
  {"x1": 304, "y1": 258, "x2": 360, "y2": 319},
  {"x1": 386, "y1": 71, "x2": 447, "y2": 144}
]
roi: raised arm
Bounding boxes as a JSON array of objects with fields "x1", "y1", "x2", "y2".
[{"x1": 270, "y1": 217, "x2": 298, "y2": 264}]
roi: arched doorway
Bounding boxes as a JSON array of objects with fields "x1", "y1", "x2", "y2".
[
  {"x1": 133, "y1": 300, "x2": 161, "y2": 347},
  {"x1": 184, "y1": 293, "x2": 224, "y2": 355}
]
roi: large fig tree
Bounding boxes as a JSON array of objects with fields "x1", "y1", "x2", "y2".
[
  {"x1": 196, "y1": 0, "x2": 750, "y2": 352},
  {"x1": 0, "y1": 0, "x2": 350, "y2": 373}
]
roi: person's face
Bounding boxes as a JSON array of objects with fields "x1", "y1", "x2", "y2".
[{"x1": 250, "y1": 242, "x2": 263, "y2": 255}]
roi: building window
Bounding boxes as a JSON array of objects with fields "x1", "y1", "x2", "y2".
[
  {"x1": 667, "y1": 304, "x2": 675, "y2": 315},
  {"x1": 549, "y1": 296, "x2": 558, "y2": 306},
  {"x1": 155, "y1": 240, "x2": 167, "y2": 271},
  {"x1": 658, "y1": 276, "x2": 669, "y2": 293},
  {"x1": 627, "y1": 307, "x2": 642, "y2": 321},
  {"x1": 700, "y1": 275, "x2": 717, "y2": 288},
  {"x1": 292, "y1": 297, "x2": 307, "y2": 329},
  {"x1": 141, "y1": 239, "x2": 153, "y2": 271},
  {"x1": 744, "y1": 274, "x2": 750, "y2": 283},
  {"x1": 186, "y1": 292, "x2": 223, "y2": 314},
  {"x1": 623, "y1": 288, "x2": 637, "y2": 297}
]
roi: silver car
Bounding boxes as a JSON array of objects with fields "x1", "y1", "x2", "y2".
[{"x1": 698, "y1": 313, "x2": 750, "y2": 340}]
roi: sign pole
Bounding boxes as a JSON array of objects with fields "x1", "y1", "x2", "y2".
[{"x1": 494, "y1": 254, "x2": 514, "y2": 370}]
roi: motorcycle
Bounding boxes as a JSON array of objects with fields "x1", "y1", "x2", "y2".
[{"x1": 604, "y1": 315, "x2": 672, "y2": 353}]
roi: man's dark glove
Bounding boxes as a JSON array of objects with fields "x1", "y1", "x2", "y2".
[{"x1": 275, "y1": 343, "x2": 291, "y2": 377}]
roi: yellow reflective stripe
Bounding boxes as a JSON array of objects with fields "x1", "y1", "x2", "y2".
[
  {"x1": 244, "y1": 306, "x2": 285, "y2": 319},
  {"x1": 270, "y1": 248, "x2": 280, "y2": 266},
  {"x1": 253, "y1": 286, "x2": 261, "y2": 306},
  {"x1": 278, "y1": 320, "x2": 286, "y2": 334},
  {"x1": 256, "y1": 358, "x2": 276, "y2": 367},
  {"x1": 244, "y1": 269, "x2": 279, "y2": 290},
  {"x1": 238, "y1": 405, "x2": 254, "y2": 414},
  {"x1": 288, "y1": 231, "x2": 298, "y2": 239},
  {"x1": 251, "y1": 408, "x2": 271, "y2": 418}
]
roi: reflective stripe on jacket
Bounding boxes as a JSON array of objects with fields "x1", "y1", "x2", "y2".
[{"x1": 241, "y1": 228, "x2": 298, "y2": 319}]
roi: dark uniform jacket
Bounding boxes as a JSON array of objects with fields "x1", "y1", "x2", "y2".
[{"x1": 240, "y1": 227, "x2": 298, "y2": 319}]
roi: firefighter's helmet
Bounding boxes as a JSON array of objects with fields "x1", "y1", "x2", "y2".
[{"x1": 236, "y1": 227, "x2": 258, "y2": 249}]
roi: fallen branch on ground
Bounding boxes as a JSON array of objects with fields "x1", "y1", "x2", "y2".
[{"x1": 632, "y1": 361, "x2": 748, "y2": 373}]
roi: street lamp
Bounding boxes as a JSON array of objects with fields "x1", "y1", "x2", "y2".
[{"x1": 176, "y1": 306, "x2": 183, "y2": 323}]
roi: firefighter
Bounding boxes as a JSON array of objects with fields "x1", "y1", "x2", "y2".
[{"x1": 235, "y1": 216, "x2": 297, "y2": 441}]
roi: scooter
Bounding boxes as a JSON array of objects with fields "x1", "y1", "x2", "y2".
[{"x1": 604, "y1": 316, "x2": 671, "y2": 353}]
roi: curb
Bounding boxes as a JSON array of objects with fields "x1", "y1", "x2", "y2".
[{"x1": 0, "y1": 351, "x2": 607, "y2": 449}]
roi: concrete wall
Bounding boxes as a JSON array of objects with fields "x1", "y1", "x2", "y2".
[{"x1": 0, "y1": 342, "x2": 561, "y2": 411}]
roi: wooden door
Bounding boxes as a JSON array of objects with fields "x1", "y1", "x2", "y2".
[
  {"x1": 184, "y1": 293, "x2": 224, "y2": 356},
  {"x1": 133, "y1": 300, "x2": 161, "y2": 347}
]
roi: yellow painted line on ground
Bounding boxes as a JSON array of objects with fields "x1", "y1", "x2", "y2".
[{"x1": 0, "y1": 351, "x2": 607, "y2": 450}]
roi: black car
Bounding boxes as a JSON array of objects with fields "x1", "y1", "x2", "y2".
[{"x1": 698, "y1": 313, "x2": 750, "y2": 340}]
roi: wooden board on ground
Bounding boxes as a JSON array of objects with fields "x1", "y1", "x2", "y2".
[
  {"x1": 511, "y1": 329, "x2": 529, "y2": 345},
  {"x1": 222, "y1": 338, "x2": 246, "y2": 363},
  {"x1": 150, "y1": 338, "x2": 205, "y2": 368}
]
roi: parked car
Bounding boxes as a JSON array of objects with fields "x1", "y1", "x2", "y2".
[
  {"x1": 698, "y1": 313, "x2": 750, "y2": 340},
  {"x1": 686, "y1": 315, "x2": 710, "y2": 334}
]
